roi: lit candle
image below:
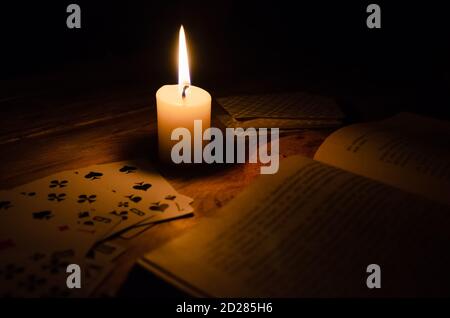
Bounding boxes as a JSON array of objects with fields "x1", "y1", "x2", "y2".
[{"x1": 156, "y1": 26, "x2": 211, "y2": 163}]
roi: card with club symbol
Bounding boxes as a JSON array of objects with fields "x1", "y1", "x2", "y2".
[
  {"x1": 0, "y1": 243, "x2": 118, "y2": 298},
  {"x1": 0, "y1": 160, "x2": 193, "y2": 261},
  {"x1": 0, "y1": 189, "x2": 99, "y2": 260},
  {"x1": 69, "y1": 160, "x2": 194, "y2": 235}
]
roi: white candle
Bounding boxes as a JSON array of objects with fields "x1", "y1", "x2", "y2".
[{"x1": 156, "y1": 26, "x2": 211, "y2": 163}]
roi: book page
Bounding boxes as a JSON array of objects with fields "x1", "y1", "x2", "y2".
[
  {"x1": 140, "y1": 156, "x2": 450, "y2": 297},
  {"x1": 314, "y1": 113, "x2": 450, "y2": 206}
]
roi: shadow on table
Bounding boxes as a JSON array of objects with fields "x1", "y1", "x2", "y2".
[{"x1": 119, "y1": 131, "x2": 245, "y2": 181}]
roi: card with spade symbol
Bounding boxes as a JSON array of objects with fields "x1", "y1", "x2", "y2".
[
  {"x1": 68, "y1": 160, "x2": 194, "y2": 235},
  {"x1": 0, "y1": 160, "x2": 193, "y2": 258},
  {"x1": 0, "y1": 189, "x2": 97, "y2": 260},
  {"x1": 0, "y1": 177, "x2": 124, "y2": 259}
]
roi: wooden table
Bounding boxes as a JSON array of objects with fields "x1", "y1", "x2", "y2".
[{"x1": 0, "y1": 74, "x2": 334, "y2": 296}]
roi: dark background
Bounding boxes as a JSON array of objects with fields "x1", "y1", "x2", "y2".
[{"x1": 1, "y1": 0, "x2": 450, "y2": 119}]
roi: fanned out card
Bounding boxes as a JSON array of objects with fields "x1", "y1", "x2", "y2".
[
  {"x1": 0, "y1": 159, "x2": 193, "y2": 297},
  {"x1": 68, "y1": 160, "x2": 194, "y2": 236},
  {"x1": 0, "y1": 241, "x2": 124, "y2": 297},
  {"x1": 2, "y1": 160, "x2": 193, "y2": 247},
  {"x1": 216, "y1": 92, "x2": 344, "y2": 130},
  {"x1": 0, "y1": 189, "x2": 98, "y2": 260}
]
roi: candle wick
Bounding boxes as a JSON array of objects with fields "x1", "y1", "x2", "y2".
[{"x1": 182, "y1": 85, "x2": 189, "y2": 98}]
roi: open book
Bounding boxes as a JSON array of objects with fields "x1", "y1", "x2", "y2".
[{"x1": 139, "y1": 113, "x2": 450, "y2": 297}]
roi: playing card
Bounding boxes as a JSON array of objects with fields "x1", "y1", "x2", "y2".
[
  {"x1": 1, "y1": 159, "x2": 193, "y2": 256},
  {"x1": 0, "y1": 178, "x2": 123, "y2": 262},
  {"x1": 67, "y1": 160, "x2": 194, "y2": 236},
  {"x1": 0, "y1": 248, "x2": 76, "y2": 297},
  {"x1": 0, "y1": 190, "x2": 95, "y2": 260},
  {"x1": 0, "y1": 246, "x2": 115, "y2": 298},
  {"x1": 86, "y1": 241, "x2": 126, "y2": 264},
  {"x1": 119, "y1": 223, "x2": 156, "y2": 240},
  {"x1": 0, "y1": 159, "x2": 194, "y2": 297},
  {"x1": 12, "y1": 175, "x2": 124, "y2": 237}
]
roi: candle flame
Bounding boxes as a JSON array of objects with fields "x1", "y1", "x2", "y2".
[{"x1": 178, "y1": 25, "x2": 191, "y2": 95}]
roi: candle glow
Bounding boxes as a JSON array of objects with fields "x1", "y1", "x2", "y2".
[
  {"x1": 178, "y1": 25, "x2": 191, "y2": 94},
  {"x1": 156, "y1": 25, "x2": 212, "y2": 162}
]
